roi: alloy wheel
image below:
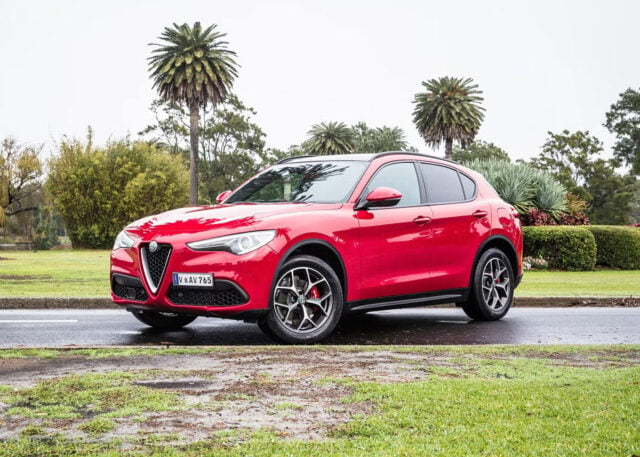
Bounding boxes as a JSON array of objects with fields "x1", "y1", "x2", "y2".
[
  {"x1": 273, "y1": 267, "x2": 333, "y2": 333},
  {"x1": 481, "y1": 257, "x2": 511, "y2": 312}
]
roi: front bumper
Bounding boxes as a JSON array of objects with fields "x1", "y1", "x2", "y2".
[{"x1": 110, "y1": 237, "x2": 280, "y2": 317}]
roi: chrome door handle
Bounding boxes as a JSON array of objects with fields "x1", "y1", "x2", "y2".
[
  {"x1": 472, "y1": 210, "x2": 488, "y2": 218},
  {"x1": 413, "y1": 216, "x2": 432, "y2": 225}
]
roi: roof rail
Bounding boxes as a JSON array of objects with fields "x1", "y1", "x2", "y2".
[
  {"x1": 276, "y1": 151, "x2": 460, "y2": 165},
  {"x1": 276, "y1": 155, "x2": 317, "y2": 164},
  {"x1": 373, "y1": 151, "x2": 460, "y2": 164}
]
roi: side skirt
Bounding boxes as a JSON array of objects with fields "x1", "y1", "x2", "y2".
[{"x1": 346, "y1": 288, "x2": 469, "y2": 314}]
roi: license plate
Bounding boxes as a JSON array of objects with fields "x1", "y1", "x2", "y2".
[{"x1": 172, "y1": 272, "x2": 214, "y2": 288}]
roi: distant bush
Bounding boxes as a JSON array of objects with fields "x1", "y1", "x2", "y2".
[
  {"x1": 586, "y1": 226, "x2": 640, "y2": 270},
  {"x1": 48, "y1": 138, "x2": 189, "y2": 248},
  {"x1": 523, "y1": 256, "x2": 549, "y2": 271},
  {"x1": 523, "y1": 226, "x2": 596, "y2": 271}
]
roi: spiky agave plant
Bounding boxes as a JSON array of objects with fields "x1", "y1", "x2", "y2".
[
  {"x1": 413, "y1": 77, "x2": 485, "y2": 160},
  {"x1": 531, "y1": 171, "x2": 567, "y2": 217},
  {"x1": 304, "y1": 122, "x2": 356, "y2": 155},
  {"x1": 148, "y1": 22, "x2": 238, "y2": 205},
  {"x1": 465, "y1": 159, "x2": 567, "y2": 218}
]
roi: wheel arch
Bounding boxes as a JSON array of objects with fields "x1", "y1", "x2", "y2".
[
  {"x1": 468, "y1": 235, "x2": 519, "y2": 289},
  {"x1": 271, "y1": 239, "x2": 348, "y2": 305}
]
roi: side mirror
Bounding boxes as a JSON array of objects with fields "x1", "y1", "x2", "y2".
[
  {"x1": 356, "y1": 186, "x2": 402, "y2": 210},
  {"x1": 216, "y1": 190, "x2": 232, "y2": 204}
]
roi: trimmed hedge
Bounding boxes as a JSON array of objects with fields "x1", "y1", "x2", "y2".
[
  {"x1": 586, "y1": 226, "x2": 640, "y2": 270},
  {"x1": 523, "y1": 226, "x2": 596, "y2": 271}
]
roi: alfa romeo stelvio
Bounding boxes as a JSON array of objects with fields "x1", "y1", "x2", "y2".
[{"x1": 110, "y1": 152, "x2": 523, "y2": 343}]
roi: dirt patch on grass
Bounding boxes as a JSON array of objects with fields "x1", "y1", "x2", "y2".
[
  {"x1": 1, "y1": 347, "x2": 639, "y2": 445},
  {"x1": 0, "y1": 350, "x2": 430, "y2": 444},
  {"x1": 0, "y1": 274, "x2": 46, "y2": 280}
]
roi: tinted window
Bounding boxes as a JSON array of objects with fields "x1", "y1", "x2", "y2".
[
  {"x1": 365, "y1": 162, "x2": 420, "y2": 207},
  {"x1": 420, "y1": 163, "x2": 465, "y2": 204},
  {"x1": 460, "y1": 173, "x2": 476, "y2": 200},
  {"x1": 226, "y1": 161, "x2": 367, "y2": 204}
]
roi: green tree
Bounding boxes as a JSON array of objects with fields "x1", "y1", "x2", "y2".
[
  {"x1": 452, "y1": 140, "x2": 510, "y2": 163},
  {"x1": 531, "y1": 130, "x2": 638, "y2": 224},
  {"x1": 604, "y1": 87, "x2": 640, "y2": 173},
  {"x1": 303, "y1": 122, "x2": 355, "y2": 155},
  {"x1": 412, "y1": 76, "x2": 485, "y2": 160},
  {"x1": 48, "y1": 137, "x2": 189, "y2": 248},
  {"x1": 352, "y1": 122, "x2": 409, "y2": 152},
  {"x1": 148, "y1": 22, "x2": 238, "y2": 206},
  {"x1": 0, "y1": 138, "x2": 43, "y2": 227},
  {"x1": 140, "y1": 95, "x2": 286, "y2": 201},
  {"x1": 531, "y1": 130, "x2": 600, "y2": 202}
]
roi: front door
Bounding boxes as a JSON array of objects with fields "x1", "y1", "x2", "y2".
[{"x1": 357, "y1": 162, "x2": 434, "y2": 300}]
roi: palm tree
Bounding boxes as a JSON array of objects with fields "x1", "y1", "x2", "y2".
[
  {"x1": 304, "y1": 122, "x2": 356, "y2": 155},
  {"x1": 149, "y1": 22, "x2": 238, "y2": 205},
  {"x1": 412, "y1": 77, "x2": 485, "y2": 160},
  {"x1": 372, "y1": 126, "x2": 409, "y2": 152}
]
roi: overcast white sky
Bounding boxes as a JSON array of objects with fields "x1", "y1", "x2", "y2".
[{"x1": 1, "y1": 0, "x2": 639, "y2": 161}]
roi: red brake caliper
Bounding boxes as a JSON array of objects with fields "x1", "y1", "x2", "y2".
[{"x1": 309, "y1": 286, "x2": 320, "y2": 312}]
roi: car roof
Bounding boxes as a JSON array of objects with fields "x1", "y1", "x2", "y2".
[{"x1": 277, "y1": 151, "x2": 460, "y2": 165}]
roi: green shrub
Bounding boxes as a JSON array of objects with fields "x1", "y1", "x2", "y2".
[
  {"x1": 48, "y1": 138, "x2": 189, "y2": 249},
  {"x1": 523, "y1": 226, "x2": 596, "y2": 271},
  {"x1": 586, "y1": 226, "x2": 640, "y2": 270}
]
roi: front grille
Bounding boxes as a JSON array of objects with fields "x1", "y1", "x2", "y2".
[
  {"x1": 112, "y1": 275, "x2": 148, "y2": 302},
  {"x1": 141, "y1": 243, "x2": 171, "y2": 293},
  {"x1": 168, "y1": 284, "x2": 247, "y2": 307}
]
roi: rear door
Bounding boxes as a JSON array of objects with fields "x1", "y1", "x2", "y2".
[
  {"x1": 356, "y1": 161, "x2": 434, "y2": 300},
  {"x1": 417, "y1": 162, "x2": 491, "y2": 291}
]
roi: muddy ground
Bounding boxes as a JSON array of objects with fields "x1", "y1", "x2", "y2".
[{"x1": 1, "y1": 348, "x2": 639, "y2": 445}]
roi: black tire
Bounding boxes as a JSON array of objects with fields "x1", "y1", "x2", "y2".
[
  {"x1": 261, "y1": 255, "x2": 344, "y2": 344},
  {"x1": 131, "y1": 310, "x2": 197, "y2": 330},
  {"x1": 462, "y1": 248, "x2": 514, "y2": 321}
]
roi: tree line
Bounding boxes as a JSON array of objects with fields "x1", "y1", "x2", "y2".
[{"x1": 1, "y1": 21, "x2": 638, "y2": 248}]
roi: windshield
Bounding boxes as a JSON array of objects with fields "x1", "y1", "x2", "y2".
[{"x1": 226, "y1": 161, "x2": 368, "y2": 204}]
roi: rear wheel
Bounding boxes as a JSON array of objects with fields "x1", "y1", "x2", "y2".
[
  {"x1": 260, "y1": 255, "x2": 343, "y2": 344},
  {"x1": 462, "y1": 248, "x2": 514, "y2": 321},
  {"x1": 131, "y1": 310, "x2": 197, "y2": 330}
]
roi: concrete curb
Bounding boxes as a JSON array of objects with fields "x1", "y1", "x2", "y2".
[{"x1": 0, "y1": 296, "x2": 638, "y2": 309}]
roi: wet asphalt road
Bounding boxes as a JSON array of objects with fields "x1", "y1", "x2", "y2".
[{"x1": 0, "y1": 307, "x2": 638, "y2": 347}]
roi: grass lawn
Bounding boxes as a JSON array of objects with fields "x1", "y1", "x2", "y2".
[
  {"x1": 516, "y1": 270, "x2": 640, "y2": 297},
  {"x1": 0, "y1": 345, "x2": 638, "y2": 456},
  {"x1": 0, "y1": 250, "x2": 110, "y2": 297},
  {"x1": 0, "y1": 250, "x2": 639, "y2": 298}
]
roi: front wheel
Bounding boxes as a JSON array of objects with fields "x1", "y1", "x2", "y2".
[
  {"x1": 260, "y1": 255, "x2": 344, "y2": 344},
  {"x1": 131, "y1": 310, "x2": 197, "y2": 330},
  {"x1": 462, "y1": 248, "x2": 514, "y2": 321}
]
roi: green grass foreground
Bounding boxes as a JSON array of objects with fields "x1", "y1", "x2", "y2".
[
  {"x1": 0, "y1": 250, "x2": 639, "y2": 298},
  {"x1": 0, "y1": 345, "x2": 638, "y2": 456}
]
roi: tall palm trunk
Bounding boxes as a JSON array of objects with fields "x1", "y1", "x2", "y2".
[
  {"x1": 445, "y1": 137, "x2": 453, "y2": 160},
  {"x1": 188, "y1": 103, "x2": 200, "y2": 206}
]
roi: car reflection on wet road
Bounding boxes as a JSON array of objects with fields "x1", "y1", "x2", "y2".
[{"x1": 1, "y1": 307, "x2": 638, "y2": 347}]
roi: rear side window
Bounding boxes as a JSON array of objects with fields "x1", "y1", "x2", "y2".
[
  {"x1": 459, "y1": 173, "x2": 477, "y2": 200},
  {"x1": 420, "y1": 163, "x2": 471, "y2": 204},
  {"x1": 365, "y1": 162, "x2": 421, "y2": 207}
]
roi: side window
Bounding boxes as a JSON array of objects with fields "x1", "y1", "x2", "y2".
[
  {"x1": 365, "y1": 162, "x2": 421, "y2": 208},
  {"x1": 459, "y1": 173, "x2": 476, "y2": 200},
  {"x1": 420, "y1": 163, "x2": 465, "y2": 204}
]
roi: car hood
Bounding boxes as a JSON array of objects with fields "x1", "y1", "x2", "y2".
[{"x1": 125, "y1": 203, "x2": 341, "y2": 237}]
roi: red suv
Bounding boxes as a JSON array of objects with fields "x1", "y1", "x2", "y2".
[{"x1": 111, "y1": 152, "x2": 523, "y2": 343}]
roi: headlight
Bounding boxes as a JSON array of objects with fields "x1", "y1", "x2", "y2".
[
  {"x1": 187, "y1": 230, "x2": 276, "y2": 255},
  {"x1": 113, "y1": 230, "x2": 134, "y2": 250}
]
